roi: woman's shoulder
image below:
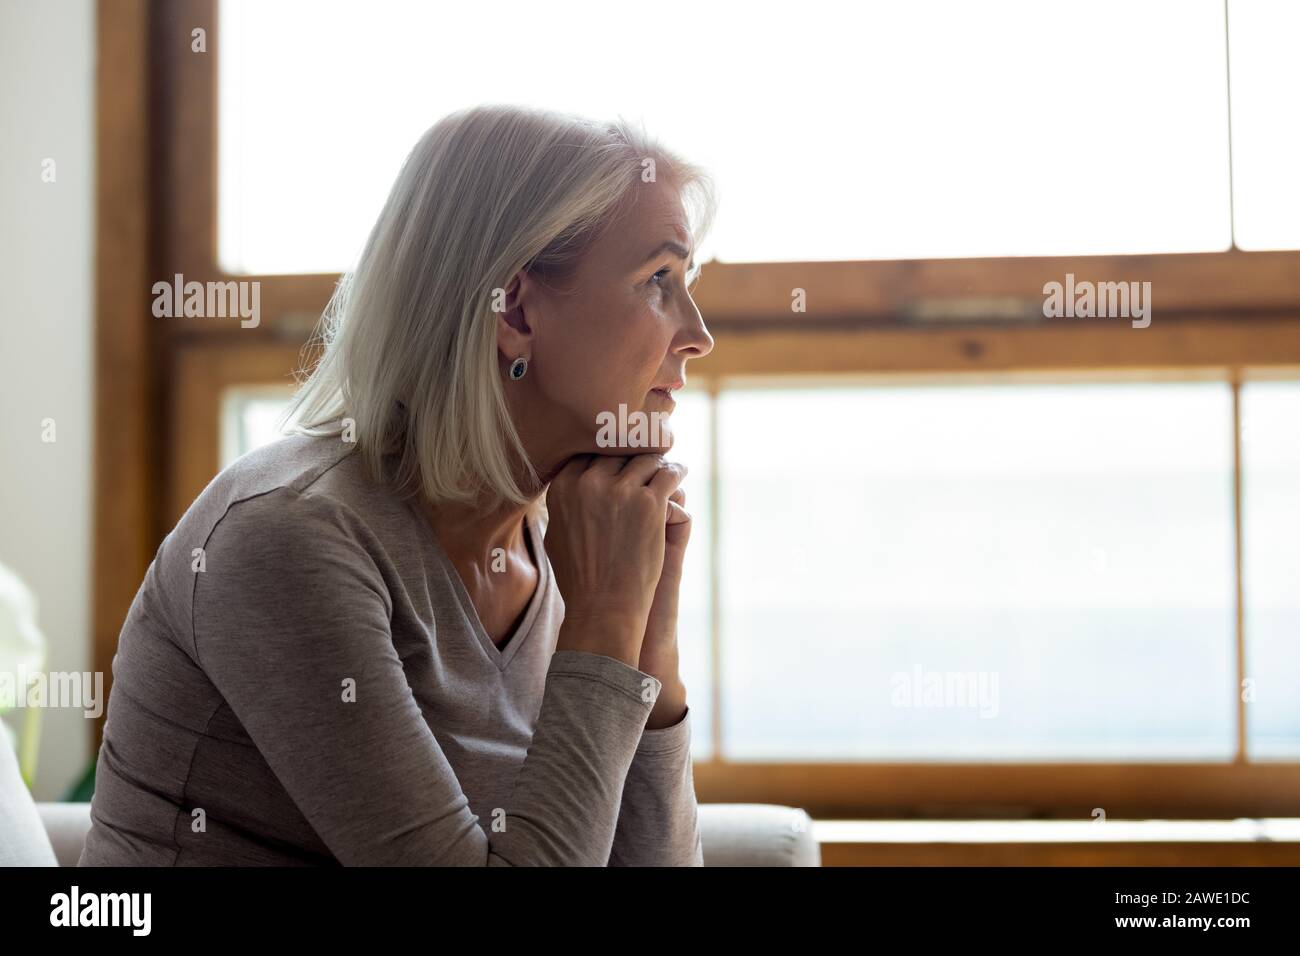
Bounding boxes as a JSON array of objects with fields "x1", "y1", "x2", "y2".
[
  {"x1": 168, "y1": 432, "x2": 397, "y2": 562},
  {"x1": 220, "y1": 430, "x2": 359, "y2": 499}
]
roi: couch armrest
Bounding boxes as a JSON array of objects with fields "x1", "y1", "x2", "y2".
[
  {"x1": 37, "y1": 802, "x2": 92, "y2": 867},
  {"x1": 39, "y1": 801, "x2": 823, "y2": 867},
  {"x1": 699, "y1": 803, "x2": 820, "y2": 866}
]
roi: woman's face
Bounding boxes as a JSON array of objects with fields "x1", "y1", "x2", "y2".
[{"x1": 500, "y1": 177, "x2": 714, "y2": 475}]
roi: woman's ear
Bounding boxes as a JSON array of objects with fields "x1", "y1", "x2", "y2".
[{"x1": 495, "y1": 270, "x2": 535, "y2": 362}]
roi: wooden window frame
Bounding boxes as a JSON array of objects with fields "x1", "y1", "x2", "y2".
[{"x1": 96, "y1": 0, "x2": 1300, "y2": 818}]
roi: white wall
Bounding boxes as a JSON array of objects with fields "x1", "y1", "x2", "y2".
[{"x1": 0, "y1": 0, "x2": 96, "y2": 801}]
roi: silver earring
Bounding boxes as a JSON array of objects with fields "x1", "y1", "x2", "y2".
[{"x1": 508, "y1": 356, "x2": 528, "y2": 380}]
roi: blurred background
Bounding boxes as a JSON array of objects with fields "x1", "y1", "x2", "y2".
[{"x1": 2, "y1": 0, "x2": 1299, "y2": 864}]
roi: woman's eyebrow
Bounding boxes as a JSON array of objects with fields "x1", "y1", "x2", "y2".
[{"x1": 638, "y1": 239, "x2": 695, "y2": 272}]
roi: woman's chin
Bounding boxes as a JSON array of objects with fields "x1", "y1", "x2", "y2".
[{"x1": 585, "y1": 436, "x2": 674, "y2": 457}]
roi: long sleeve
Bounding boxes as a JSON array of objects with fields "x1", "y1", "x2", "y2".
[
  {"x1": 191, "y1": 487, "x2": 661, "y2": 866},
  {"x1": 608, "y1": 704, "x2": 704, "y2": 866}
]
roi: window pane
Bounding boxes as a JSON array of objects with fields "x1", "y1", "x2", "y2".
[
  {"x1": 1242, "y1": 381, "x2": 1300, "y2": 757},
  {"x1": 219, "y1": 386, "x2": 294, "y2": 466},
  {"x1": 219, "y1": 0, "x2": 1232, "y2": 273},
  {"x1": 718, "y1": 382, "x2": 1236, "y2": 760},
  {"x1": 1227, "y1": 0, "x2": 1300, "y2": 250},
  {"x1": 664, "y1": 389, "x2": 714, "y2": 761}
]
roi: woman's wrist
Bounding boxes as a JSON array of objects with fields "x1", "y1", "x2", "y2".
[
  {"x1": 645, "y1": 677, "x2": 687, "y2": 729},
  {"x1": 555, "y1": 612, "x2": 644, "y2": 669}
]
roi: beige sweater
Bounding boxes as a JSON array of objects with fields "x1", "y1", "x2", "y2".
[{"x1": 79, "y1": 433, "x2": 700, "y2": 866}]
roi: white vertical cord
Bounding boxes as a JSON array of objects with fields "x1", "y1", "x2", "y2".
[{"x1": 1224, "y1": 0, "x2": 1239, "y2": 250}]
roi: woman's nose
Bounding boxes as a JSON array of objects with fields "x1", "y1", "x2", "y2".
[{"x1": 676, "y1": 300, "x2": 714, "y2": 358}]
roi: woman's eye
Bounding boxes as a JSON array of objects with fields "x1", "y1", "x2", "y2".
[{"x1": 651, "y1": 267, "x2": 672, "y2": 285}]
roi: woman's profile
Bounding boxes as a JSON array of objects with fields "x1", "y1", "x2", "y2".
[{"x1": 79, "y1": 103, "x2": 716, "y2": 866}]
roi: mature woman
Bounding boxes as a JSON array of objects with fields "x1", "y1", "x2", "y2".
[{"x1": 79, "y1": 104, "x2": 716, "y2": 866}]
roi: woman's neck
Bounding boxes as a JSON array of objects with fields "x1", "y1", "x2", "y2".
[{"x1": 422, "y1": 497, "x2": 535, "y2": 569}]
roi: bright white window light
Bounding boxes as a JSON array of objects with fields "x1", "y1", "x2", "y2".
[
  {"x1": 1241, "y1": 380, "x2": 1300, "y2": 758},
  {"x1": 660, "y1": 390, "x2": 714, "y2": 761},
  {"x1": 219, "y1": 385, "x2": 295, "y2": 466},
  {"x1": 718, "y1": 381, "x2": 1236, "y2": 761},
  {"x1": 1227, "y1": 0, "x2": 1300, "y2": 251},
  {"x1": 219, "y1": 0, "x2": 1234, "y2": 274}
]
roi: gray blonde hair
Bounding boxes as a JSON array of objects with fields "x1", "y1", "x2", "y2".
[{"x1": 284, "y1": 103, "x2": 717, "y2": 510}]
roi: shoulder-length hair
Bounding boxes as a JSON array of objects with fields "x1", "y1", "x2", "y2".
[{"x1": 283, "y1": 103, "x2": 717, "y2": 510}]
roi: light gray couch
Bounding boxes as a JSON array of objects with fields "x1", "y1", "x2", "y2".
[{"x1": 1, "y1": 730, "x2": 819, "y2": 866}]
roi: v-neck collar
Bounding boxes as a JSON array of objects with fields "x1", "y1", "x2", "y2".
[{"x1": 408, "y1": 502, "x2": 550, "y2": 671}]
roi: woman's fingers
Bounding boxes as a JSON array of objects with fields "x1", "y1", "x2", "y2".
[
  {"x1": 545, "y1": 451, "x2": 673, "y2": 663},
  {"x1": 666, "y1": 499, "x2": 691, "y2": 525},
  {"x1": 550, "y1": 453, "x2": 593, "y2": 490},
  {"x1": 647, "y1": 460, "x2": 688, "y2": 499},
  {"x1": 584, "y1": 453, "x2": 629, "y2": 479},
  {"x1": 617, "y1": 453, "x2": 686, "y2": 489}
]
